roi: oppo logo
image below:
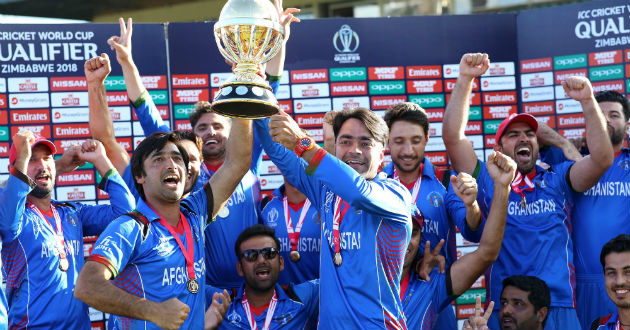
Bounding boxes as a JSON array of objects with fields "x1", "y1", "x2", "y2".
[
  {"x1": 415, "y1": 97, "x2": 443, "y2": 104},
  {"x1": 556, "y1": 57, "x2": 584, "y2": 66},
  {"x1": 152, "y1": 93, "x2": 167, "y2": 100},
  {"x1": 592, "y1": 68, "x2": 621, "y2": 77},
  {"x1": 332, "y1": 70, "x2": 363, "y2": 78},
  {"x1": 486, "y1": 122, "x2": 500, "y2": 130},
  {"x1": 371, "y1": 84, "x2": 403, "y2": 91},
  {"x1": 104, "y1": 79, "x2": 125, "y2": 87}
]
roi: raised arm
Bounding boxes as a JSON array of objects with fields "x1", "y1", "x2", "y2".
[
  {"x1": 265, "y1": 0, "x2": 300, "y2": 78},
  {"x1": 74, "y1": 139, "x2": 135, "y2": 235},
  {"x1": 563, "y1": 76, "x2": 614, "y2": 192},
  {"x1": 208, "y1": 119, "x2": 252, "y2": 218},
  {"x1": 442, "y1": 53, "x2": 489, "y2": 174},
  {"x1": 269, "y1": 111, "x2": 411, "y2": 222},
  {"x1": 448, "y1": 172, "x2": 482, "y2": 231},
  {"x1": 108, "y1": 17, "x2": 169, "y2": 135},
  {"x1": 0, "y1": 131, "x2": 36, "y2": 241},
  {"x1": 536, "y1": 121, "x2": 583, "y2": 162},
  {"x1": 86, "y1": 53, "x2": 129, "y2": 176},
  {"x1": 449, "y1": 151, "x2": 515, "y2": 296}
]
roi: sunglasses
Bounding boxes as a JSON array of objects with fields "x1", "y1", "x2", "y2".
[{"x1": 240, "y1": 247, "x2": 279, "y2": 262}]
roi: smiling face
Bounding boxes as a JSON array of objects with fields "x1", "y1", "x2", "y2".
[
  {"x1": 192, "y1": 112, "x2": 231, "y2": 161},
  {"x1": 135, "y1": 142, "x2": 187, "y2": 205},
  {"x1": 604, "y1": 251, "x2": 630, "y2": 308},
  {"x1": 496, "y1": 122, "x2": 539, "y2": 175},
  {"x1": 27, "y1": 144, "x2": 56, "y2": 199},
  {"x1": 388, "y1": 120, "x2": 428, "y2": 175},
  {"x1": 335, "y1": 118, "x2": 384, "y2": 180},
  {"x1": 237, "y1": 235, "x2": 284, "y2": 293}
]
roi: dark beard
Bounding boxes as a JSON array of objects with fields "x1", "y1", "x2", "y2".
[
  {"x1": 610, "y1": 128, "x2": 625, "y2": 146},
  {"x1": 393, "y1": 157, "x2": 423, "y2": 174},
  {"x1": 29, "y1": 185, "x2": 51, "y2": 199}
]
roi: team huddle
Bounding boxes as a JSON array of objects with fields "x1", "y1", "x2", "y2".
[{"x1": 0, "y1": 4, "x2": 628, "y2": 330}]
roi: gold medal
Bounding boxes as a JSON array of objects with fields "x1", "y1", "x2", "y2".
[
  {"x1": 187, "y1": 279, "x2": 199, "y2": 294},
  {"x1": 290, "y1": 250, "x2": 301, "y2": 262},
  {"x1": 520, "y1": 196, "x2": 527, "y2": 208},
  {"x1": 333, "y1": 252, "x2": 342, "y2": 266},
  {"x1": 59, "y1": 258, "x2": 69, "y2": 272}
]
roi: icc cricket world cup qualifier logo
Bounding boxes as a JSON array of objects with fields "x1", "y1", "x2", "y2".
[{"x1": 333, "y1": 25, "x2": 359, "y2": 53}]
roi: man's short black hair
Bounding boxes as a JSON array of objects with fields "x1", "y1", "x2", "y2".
[
  {"x1": 129, "y1": 132, "x2": 190, "y2": 202},
  {"x1": 600, "y1": 234, "x2": 630, "y2": 270},
  {"x1": 595, "y1": 90, "x2": 630, "y2": 122},
  {"x1": 332, "y1": 107, "x2": 388, "y2": 147},
  {"x1": 383, "y1": 102, "x2": 430, "y2": 137},
  {"x1": 502, "y1": 275, "x2": 550, "y2": 327},
  {"x1": 173, "y1": 130, "x2": 203, "y2": 156},
  {"x1": 189, "y1": 101, "x2": 214, "y2": 129},
  {"x1": 234, "y1": 224, "x2": 282, "y2": 259}
]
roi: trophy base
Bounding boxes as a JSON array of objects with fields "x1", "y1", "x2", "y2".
[{"x1": 211, "y1": 83, "x2": 279, "y2": 119}]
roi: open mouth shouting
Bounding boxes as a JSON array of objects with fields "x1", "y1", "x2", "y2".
[{"x1": 161, "y1": 172, "x2": 181, "y2": 189}]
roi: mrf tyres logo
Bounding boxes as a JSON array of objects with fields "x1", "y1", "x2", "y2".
[{"x1": 333, "y1": 25, "x2": 360, "y2": 64}]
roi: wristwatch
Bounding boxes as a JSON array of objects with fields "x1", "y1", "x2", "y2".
[{"x1": 295, "y1": 136, "x2": 315, "y2": 157}]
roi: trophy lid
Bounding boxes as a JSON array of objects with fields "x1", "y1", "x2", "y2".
[{"x1": 218, "y1": 0, "x2": 279, "y2": 22}]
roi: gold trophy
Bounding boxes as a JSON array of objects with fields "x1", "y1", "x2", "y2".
[{"x1": 212, "y1": 0, "x2": 285, "y2": 118}]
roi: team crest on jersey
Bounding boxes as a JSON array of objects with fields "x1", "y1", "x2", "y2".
[
  {"x1": 66, "y1": 213, "x2": 79, "y2": 226},
  {"x1": 324, "y1": 191, "x2": 334, "y2": 213},
  {"x1": 226, "y1": 311, "x2": 242, "y2": 324},
  {"x1": 275, "y1": 313, "x2": 293, "y2": 324},
  {"x1": 153, "y1": 235, "x2": 175, "y2": 257},
  {"x1": 426, "y1": 191, "x2": 443, "y2": 207},
  {"x1": 313, "y1": 213, "x2": 321, "y2": 224},
  {"x1": 619, "y1": 160, "x2": 630, "y2": 171},
  {"x1": 536, "y1": 178, "x2": 547, "y2": 188},
  {"x1": 266, "y1": 208, "x2": 279, "y2": 227}
]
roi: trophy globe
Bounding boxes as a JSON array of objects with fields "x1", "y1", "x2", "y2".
[{"x1": 212, "y1": 0, "x2": 285, "y2": 118}]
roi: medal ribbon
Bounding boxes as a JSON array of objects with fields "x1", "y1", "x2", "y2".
[
  {"x1": 201, "y1": 162, "x2": 213, "y2": 178},
  {"x1": 242, "y1": 291, "x2": 277, "y2": 330},
  {"x1": 149, "y1": 205, "x2": 196, "y2": 282},
  {"x1": 28, "y1": 203, "x2": 67, "y2": 264},
  {"x1": 332, "y1": 196, "x2": 350, "y2": 255},
  {"x1": 393, "y1": 165, "x2": 423, "y2": 203},
  {"x1": 282, "y1": 197, "x2": 311, "y2": 252},
  {"x1": 510, "y1": 171, "x2": 536, "y2": 201}
]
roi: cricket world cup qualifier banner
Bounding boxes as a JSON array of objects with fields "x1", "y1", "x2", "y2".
[
  {"x1": 0, "y1": 23, "x2": 168, "y2": 329},
  {"x1": 517, "y1": 0, "x2": 630, "y2": 142}
]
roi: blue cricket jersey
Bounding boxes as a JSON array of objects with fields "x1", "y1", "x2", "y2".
[
  {"x1": 592, "y1": 311, "x2": 624, "y2": 330},
  {"x1": 401, "y1": 269, "x2": 456, "y2": 330},
  {"x1": 219, "y1": 281, "x2": 319, "y2": 330},
  {"x1": 382, "y1": 163, "x2": 482, "y2": 268},
  {"x1": 473, "y1": 160, "x2": 577, "y2": 310},
  {"x1": 255, "y1": 118, "x2": 413, "y2": 330},
  {"x1": 130, "y1": 81, "x2": 280, "y2": 290},
  {"x1": 0, "y1": 169, "x2": 134, "y2": 330},
  {"x1": 541, "y1": 147, "x2": 630, "y2": 328},
  {"x1": 261, "y1": 186, "x2": 321, "y2": 285},
  {"x1": 88, "y1": 187, "x2": 211, "y2": 330}
]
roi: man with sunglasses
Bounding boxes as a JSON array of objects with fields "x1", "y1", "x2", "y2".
[{"x1": 214, "y1": 224, "x2": 318, "y2": 330}]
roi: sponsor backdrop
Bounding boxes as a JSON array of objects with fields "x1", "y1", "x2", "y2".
[
  {"x1": 0, "y1": 23, "x2": 169, "y2": 329},
  {"x1": 0, "y1": 0, "x2": 628, "y2": 327}
]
